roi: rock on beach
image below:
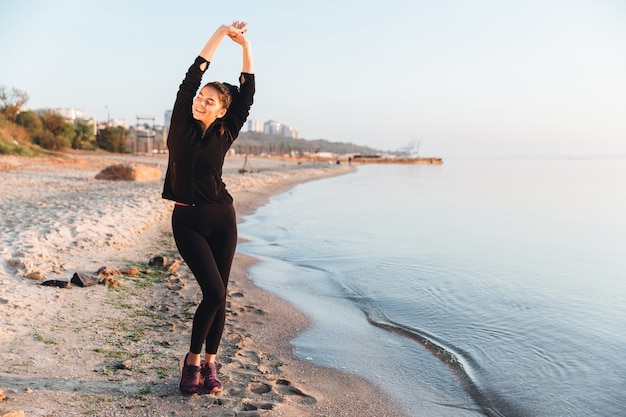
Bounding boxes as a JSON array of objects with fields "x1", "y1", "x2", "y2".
[{"x1": 95, "y1": 163, "x2": 161, "y2": 181}]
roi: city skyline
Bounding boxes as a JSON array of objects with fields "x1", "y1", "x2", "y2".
[
  {"x1": 2, "y1": 1, "x2": 625, "y2": 158},
  {"x1": 27, "y1": 106, "x2": 300, "y2": 140}
]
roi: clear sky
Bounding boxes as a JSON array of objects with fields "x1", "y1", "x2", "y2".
[{"x1": 2, "y1": 0, "x2": 625, "y2": 158}]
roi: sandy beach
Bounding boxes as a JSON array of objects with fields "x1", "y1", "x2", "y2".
[{"x1": 0, "y1": 152, "x2": 408, "y2": 417}]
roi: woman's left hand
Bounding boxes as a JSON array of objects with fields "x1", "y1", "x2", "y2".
[{"x1": 227, "y1": 21, "x2": 249, "y2": 46}]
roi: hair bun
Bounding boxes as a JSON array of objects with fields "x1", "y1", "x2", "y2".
[{"x1": 222, "y1": 82, "x2": 240, "y2": 98}]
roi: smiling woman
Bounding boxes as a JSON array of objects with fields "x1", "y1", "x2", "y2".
[
  {"x1": 191, "y1": 82, "x2": 234, "y2": 134},
  {"x1": 161, "y1": 21, "x2": 255, "y2": 396}
]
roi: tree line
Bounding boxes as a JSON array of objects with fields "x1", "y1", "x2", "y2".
[{"x1": 0, "y1": 86, "x2": 130, "y2": 154}]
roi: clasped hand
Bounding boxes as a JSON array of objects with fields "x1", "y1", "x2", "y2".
[{"x1": 226, "y1": 21, "x2": 248, "y2": 46}]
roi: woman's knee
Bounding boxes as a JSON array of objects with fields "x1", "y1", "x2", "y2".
[{"x1": 201, "y1": 284, "x2": 226, "y2": 306}]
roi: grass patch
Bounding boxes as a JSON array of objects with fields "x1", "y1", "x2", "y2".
[
  {"x1": 34, "y1": 332, "x2": 57, "y2": 345},
  {"x1": 134, "y1": 386, "x2": 152, "y2": 398},
  {"x1": 179, "y1": 308, "x2": 194, "y2": 321},
  {"x1": 129, "y1": 275, "x2": 162, "y2": 289},
  {"x1": 133, "y1": 308, "x2": 166, "y2": 321},
  {"x1": 155, "y1": 366, "x2": 170, "y2": 379},
  {"x1": 94, "y1": 347, "x2": 137, "y2": 360},
  {"x1": 126, "y1": 326, "x2": 146, "y2": 342},
  {"x1": 104, "y1": 321, "x2": 147, "y2": 343},
  {"x1": 121, "y1": 261, "x2": 171, "y2": 289}
]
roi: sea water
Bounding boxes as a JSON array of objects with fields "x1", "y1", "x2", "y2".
[{"x1": 238, "y1": 159, "x2": 626, "y2": 417}]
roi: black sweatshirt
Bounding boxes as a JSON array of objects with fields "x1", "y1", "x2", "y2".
[{"x1": 162, "y1": 56, "x2": 255, "y2": 206}]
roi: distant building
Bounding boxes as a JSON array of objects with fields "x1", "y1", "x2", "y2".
[
  {"x1": 164, "y1": 110, "x2": 172, "y2": 132},
  {"x1": 94, "y1": 119, "x2": 129, "y2": 131},
  {"x1": 280, "y1": 124, "x2": 299, "y2": 139},
  {"x1": 110, "y1": 119, "x2": 129, "y2": 129},
  {"x1": 247, "y1": 119, "x2": 263, "y2": 133},
  {"x1": 163, "y1": 114, "x2": 297, "y2": 139},
  {"x1": 264, "y1": 120, "x2": 281, "y2": 135},
  {"x1": 41, "y1": 107, "x2": 86, "y2": 121}
]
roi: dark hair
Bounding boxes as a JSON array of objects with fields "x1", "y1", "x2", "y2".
[
  {"x1": 203, "y1": 81, "x2": 240, "y2": 137},
  {"x1": 203, "y1": 81, "x2": 239, "y2": 111}
]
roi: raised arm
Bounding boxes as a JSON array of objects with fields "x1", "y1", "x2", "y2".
[
  {"x1": 227, "y1": 21, "x2": 254, "y2": 74},
  {"x1": 199, "y1": 22, "x2": 247, "y2": 64}
]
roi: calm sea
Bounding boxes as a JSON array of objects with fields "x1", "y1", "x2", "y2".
[{"x1": 238, "y1": 159, "x2": 626, "y2": 417}]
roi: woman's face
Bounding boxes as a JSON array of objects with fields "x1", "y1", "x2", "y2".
[{"x1": 192, "y1": 86, "x2": 227, "y2": 126}]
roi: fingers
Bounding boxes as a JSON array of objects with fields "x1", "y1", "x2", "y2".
[
  {"x1": 225, "y1": 21, "x2": 248, "y2": 45},
  {"x1": 230, "y1": 20, "x2": 248, "y2": 35}
]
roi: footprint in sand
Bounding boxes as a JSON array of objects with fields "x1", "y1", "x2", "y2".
[
  {"x1": 239, "y1": 379, "x2": 317, "y2": 413},
  {"x1": 248, "y1": 382, "x2": 271, "y2": 394},
  {"x1": 273, "y1": 379, "x2": 317, "y2": 405},
  {"x1": 243, "y1": 305, "x2": 267, "y2": 316},
  {"x1": 241, "y1": 401, "x2": 275, "y2": 412},
  {"x1": 230, "y1": 305, "x2": 267, "y2": 322}
]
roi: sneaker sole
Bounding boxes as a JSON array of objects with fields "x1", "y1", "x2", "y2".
[{"x1": 208, "y1": 385, "x2": 223, "y2": 394}]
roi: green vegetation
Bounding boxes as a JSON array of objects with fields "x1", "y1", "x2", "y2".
[
  {"x1": 94, "y1": 347, "x2": 126, "y2": 359},
  {"x1": 0, "y1": 86, "x2": 28, "y2": 120},
  {"x1": 1, "y1": 86, "x2": 101, "y2": 153},
  {"x1": 156, "y1": 366, "x2": 169, "y2": 379},
  {"x1": 0, "y1": 85, "x2": 117, "y2": 154},
  {"x1": 92, "y1": 256, "x2": 180, "y2": 381},
  {"x1": 135, "y1": 386, "x2": 152, "y2": 398},
  {"x1": 33, "y1": 332, "x2": 57, "y2": 345},
  {"x1": 96, "y1": 126, "x2": 130, "y2": 153},
  {"x1": 123, "y1": 262, "x2": 170, "y2": 289},
  {"x1": 0, "y1": 116, "x2": 39, "y2": 155}
]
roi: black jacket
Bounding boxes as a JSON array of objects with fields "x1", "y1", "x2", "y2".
[{"x1": 162, "y1": 56, "x2": 255, "y2": 205}]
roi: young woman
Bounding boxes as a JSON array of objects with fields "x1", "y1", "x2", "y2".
[{"x1": 162, "y1": 21, "x2": 254, "y2": 395}]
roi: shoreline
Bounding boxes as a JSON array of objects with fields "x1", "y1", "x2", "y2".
[{"x1": 0, "y1": 152, "x2": 409, "y2": 416}]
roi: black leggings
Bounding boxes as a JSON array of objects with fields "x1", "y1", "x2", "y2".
[{"x1": 171, "y1": 203, "x2": 237, "y2": 355}]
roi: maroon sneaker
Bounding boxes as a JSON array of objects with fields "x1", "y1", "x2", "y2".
[
  {"x1": 179, "y1": 354, "x2": 203, "y2": 395},
  {"x1": 201, "y1": 362, "x2": 223, "y2": 394}
]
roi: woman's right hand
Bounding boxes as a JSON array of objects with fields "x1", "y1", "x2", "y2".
[{"x1": 227, "y1": 21, "x2": 249, "y2": 46}]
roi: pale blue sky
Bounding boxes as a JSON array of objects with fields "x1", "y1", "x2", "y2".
[{"x1": 1, "y1": 0, "x2": 625, "y2": 157}]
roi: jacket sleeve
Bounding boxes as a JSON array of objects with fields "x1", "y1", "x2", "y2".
[
  {"x1": 223, "y1": 72, "x2": 255, "y2": 143},
  {"x1": 170, "y1": 57, "x2": 209, "y2": 132}
]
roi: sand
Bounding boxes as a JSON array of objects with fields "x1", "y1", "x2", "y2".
[{"x1": 0, "y1": 152, "x2": 408, "y2": 417}]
